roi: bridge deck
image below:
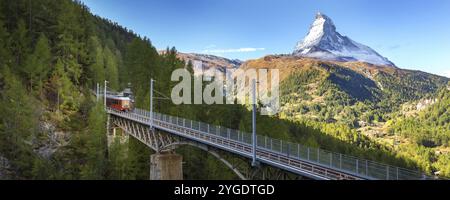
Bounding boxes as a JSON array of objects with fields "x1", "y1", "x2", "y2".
[{"x1": 107, "y1": 108, "x2": 432, "y2": 180}]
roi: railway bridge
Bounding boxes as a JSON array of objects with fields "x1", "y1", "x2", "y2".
[
  {"x1": 97, "y1": 79, "x2": 434, "y2": 180},
  {"x1": 105, "y1": 107, "x2": 433, "y2": 180}
]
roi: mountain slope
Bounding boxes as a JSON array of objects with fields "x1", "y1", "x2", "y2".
[
  {"x1": 242, "y1": 55, "x2": 448, "y2": 119},
  {"x1": 294, "y1": 13, "x2": 395, "y2": 66},
  {"x1": 160, "y1": 51, "x2": 243, "y2": 76},
  {"x1": 390, "y1": 87, "x2": 450, "y2": 147},
  {"x1": 241, "y1": 55, "x2": 449, "y2": 176},
  {"x1": 388, "y1": 86, "x2": 450, "y2": 176}
]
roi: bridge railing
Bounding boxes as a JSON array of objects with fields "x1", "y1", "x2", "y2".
[{"x1": 127, "y1": 108, "x2": 434, "y2": 180}]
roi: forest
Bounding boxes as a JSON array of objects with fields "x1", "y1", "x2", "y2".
[
  {"x1": 0, "y1": 0, "x2": 448, "y2": 179},
  {"x1": 278, "y1": 62, "x2": 450, "y2": 177}
]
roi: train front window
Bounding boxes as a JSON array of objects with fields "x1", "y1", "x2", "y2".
[{"x1": 122, "y1": 100, "x2": 130, "y2": 108}]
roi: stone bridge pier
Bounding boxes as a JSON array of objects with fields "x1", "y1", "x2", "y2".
[{"x1": 150, "y1": 152, "x2": 183, "y2": 180}]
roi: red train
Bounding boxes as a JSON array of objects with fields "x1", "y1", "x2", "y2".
[{"x1": 106, "y1": 94, "x2": 134, "y2": 112}]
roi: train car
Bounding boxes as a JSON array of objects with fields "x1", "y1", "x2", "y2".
[{"x1": 106, "y1": 94, "x2": 134, "y2": 112}]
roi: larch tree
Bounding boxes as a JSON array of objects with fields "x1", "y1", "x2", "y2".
[
  {"x1": 0, "y1": 67, "x2": 38, "y2": 178},
  {"x1": 80, "y1": 103, "x2": 108, "y2": 180},
  {"x1": 11, "y1": 19, "x2": 30, "y2": 71},
  {"x1": 87, "y1": 36, "x2": 105, "y2": 86},
  {"x1": 49, "y1": 58, "x2": 73, "y2": 111},
  {"x1": 24, "y1": 33, "x2": 51, "y2": 93},
  {"x1": 0, "y1": 18, "x2": 12, "y2": 68},
  {"x1": 55, "y1": 0, "x2": 82, "y2": 85},
  {"x1": 104, "y1": 46, "x2": 119, "y2": 90}
]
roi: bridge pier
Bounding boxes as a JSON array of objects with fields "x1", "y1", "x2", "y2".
[{"x1": 150, "y1": 152, "x2": 183, "y2": 180}]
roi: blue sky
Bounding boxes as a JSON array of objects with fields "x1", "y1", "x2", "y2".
[{"x1": 80, "y1": 0, "x2": 450, "y2": 77}]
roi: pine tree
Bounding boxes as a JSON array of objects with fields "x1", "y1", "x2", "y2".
[
  {"x1": 126, "y1": 138, "x2": 151, "y2": 179},
  {"x1": 55, "y1": 0, "x2": 82, "y2": 85},
  {"x1": 80, "y1": 103, "x2": 108, "y2": 180},
  {"x1": 11, "y1": 19, "x2": 30, "y2": 71},
  {"x1": 24, "y1": 33, "x2": 51, "y2": 93},
  {"x1": 123, "y1": 38, "x2": 144, "y2": 90},
  {"x1": 34, "y1": 34, "x2": 52, "y2": 94},
  {"x1": 0, "y1": 67, "x2": 38, "y2": 178},
  {"x1": 48, "y1": 58, "x2": 73, "y2": 111},
  {"x1": 107, "y1": 136, "x2": 134, "y2": 180},
  {"x1": 31, "y1": 157, "x2": 54, "y2": 180},
  {"x1": 87, "y1": 36, "x2": 105, "y2": 86},
  {"x1": 0, "y1": 18, "x2": 11, "y2": 68},
  {"x1": 104, "y1": 46, "x2": 119, "y2": 89}
]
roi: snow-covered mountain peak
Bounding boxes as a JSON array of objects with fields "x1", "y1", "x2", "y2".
[
  {"x1": 294, "y1": 13, "x2": 395, "y2": 66},
  {"x1": 295, "y1": 12, "x2": 336, "y2": 51}
]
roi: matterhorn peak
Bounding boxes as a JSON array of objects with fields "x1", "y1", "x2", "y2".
[
  {"x1": 295, "y1": 12, "x2": 337, "y2": 51},
  {"x1": 315, "y1": 12, "x2": 331, "y2": 24},
  {"x1": 314, "y1": 12, "x2": 336, "y2": 32},
  {"x1": 294, "y1": 13, "x2": 395, "y2": 66}
]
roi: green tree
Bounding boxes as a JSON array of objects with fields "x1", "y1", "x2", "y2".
[
  {"x1": 0, "y1": 67, "x2": 38, "y2": 178},
  {"x1": 23, "y1": 33, "x2": 51, "y2": 93},
  {"x1": 11, "y1": 19, "x2": 30, "y2": 70},
  {"x1": 87, "y1": 36, "x2": 105, "y2": 86},
  {"x1": 54, "y1": 0, "x2": 83, "y2": 85},
  {"x1": 80, "y1": 103, "x2": 108, "y2": 180},
  {"x1": 48, "y1": 58, "x2": 73, "y2": 111},
  {"x1": 0, "y1": 18, "x2": 11, "y2": 68},
  {"x1": 104, "y1": 46, "x2": 119, "y2": 89},
  {"x1": 31, "y1": 157, "x2": 55, "y2": 180}
]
